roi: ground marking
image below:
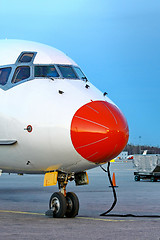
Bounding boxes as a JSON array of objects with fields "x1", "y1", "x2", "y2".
[{"x1": 0, "y1": 209, "x2": 135, "y2": 222}]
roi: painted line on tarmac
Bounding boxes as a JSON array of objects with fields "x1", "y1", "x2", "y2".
[
  {"x1": 0, "y1": 210, "x2": 134, "y2": 222},
  {"x1": 77, "y1": 216, "x2": 134, "y2": 222},
  {"x1": 0, "y1": 210, "x2": 44, "y2": 216}
]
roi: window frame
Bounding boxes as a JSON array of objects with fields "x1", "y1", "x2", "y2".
[
  {"x1": 12, "y1": 66, "x2": 31, "y2": 84},
  {"x1": 16, "y1": 52, "x2": 37, "y2": 64}
]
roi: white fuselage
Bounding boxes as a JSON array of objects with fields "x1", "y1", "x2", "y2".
[{"x1": 0, "y1": 40, "x2": 129, "y2": 174}]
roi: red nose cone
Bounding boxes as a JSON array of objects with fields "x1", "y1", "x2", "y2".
[{"x1": 70, "y1": 101, "x2": 129, "y2": 163}]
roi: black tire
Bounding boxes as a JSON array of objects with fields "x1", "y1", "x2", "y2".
[
  {"x1": 49, "y1": 192, "x2": 67, "y2": 218},
  {"x1": 65, "y1": 192, "x2": 79, "y2": 218},
  {"x1": 135, "y1": 175, "x2": 140, "y2": 181}
]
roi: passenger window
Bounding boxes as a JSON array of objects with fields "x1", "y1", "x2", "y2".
[
  {"x1": 58, "y1": 65, "x2": 78, "y2": 79},
  {"x1": 35, "y1": 65, "x2": 59, "y2": 78},
  {"x1": 12, "y1": 66, "x2": 30, "y2": 83},
  {"x1": 0, "y1": 67, "x2": 11, "y2": 86},
  {"x1": 18, "y1": 53, "x2": 34, "y2": 63}
]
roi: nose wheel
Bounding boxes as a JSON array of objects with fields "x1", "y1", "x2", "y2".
[
  {"x1": 48, "y1": 172, "x2": 79, "y2": 218},
  {"x1": 66, "y1": 192, "x2": 79, "y2": 218},
  {"x1": 49, "y1": 192, "x2": 67, "y2": 218},
  {"x1": 49, "y1": 191, "x2": 79, "y2": 218}
]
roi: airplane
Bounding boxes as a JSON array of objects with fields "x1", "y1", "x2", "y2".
[{"x1": 0, "y1": 39, "x2": 129, "y2": 218}]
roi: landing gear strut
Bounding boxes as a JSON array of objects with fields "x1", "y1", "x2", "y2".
[{"x1": 49, "y1": 172, "x2": 79, "y2": 218}]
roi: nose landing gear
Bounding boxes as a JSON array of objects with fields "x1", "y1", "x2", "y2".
[{"x1": 49, "y1": 172, "x2": 79, "y2": 218}]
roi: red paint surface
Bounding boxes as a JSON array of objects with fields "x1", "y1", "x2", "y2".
[{"x1": 70, "y1": 101, "x2": 129, "y2": 163}]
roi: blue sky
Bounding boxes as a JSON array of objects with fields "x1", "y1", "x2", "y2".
[{"x1": 0, "y1": 0, "x2": 160, "y2": 146}]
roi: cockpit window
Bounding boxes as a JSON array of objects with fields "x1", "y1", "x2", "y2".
[
  {"x1": 12, "y1": 66, "x2": 30, "y2": 83},
  {"x1": 0, "y1": 67, "x2": 11, "y2": 86},
  {"x1": 18, "y1": 53, "x2": 34, "y2": 63},
  {"x1": 73, "y1": 67, "x2": 86, "y2": 80},
  {"x1": 57, "y1": 65, "x2": 78, "y2": 79},
  {"x1": 34, "y1": 65, "x2": 59, "y2": 78}
]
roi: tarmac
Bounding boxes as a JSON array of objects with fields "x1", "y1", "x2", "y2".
[{"x1": 0, "y1": 161, "x2": 160, "y2": 240}]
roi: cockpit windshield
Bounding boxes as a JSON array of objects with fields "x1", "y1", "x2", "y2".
[
  {"x1": 0, "y1": 63, "x2": 88, "y2": 90},
  {"x1": 73, "y1": 67, "x2": 86, "y2": 80},
  {"x1": 57, "y1": 65, "x2": 78, "y2": 79},
  {"x1": 35, "y1": 65, "x2": 59, "y2": 78},
  {"x1": 0, "y1": 67, "x2": 12, "y2": 86},
  {"x1": 34, "y1": 64, "x2": 87, "y2": 81},
  {"x1": 12, "y1": 66, "x2": 30, "y2": 84}
]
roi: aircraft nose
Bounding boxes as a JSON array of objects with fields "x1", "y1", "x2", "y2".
[{"x1": 70, "y1": 101, "x2": 129, "y2": 163}]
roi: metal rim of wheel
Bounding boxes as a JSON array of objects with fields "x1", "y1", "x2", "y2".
[{"x1": 50, "y1": 196, "x2": 60, "y2": 214}]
